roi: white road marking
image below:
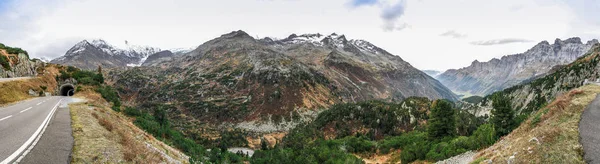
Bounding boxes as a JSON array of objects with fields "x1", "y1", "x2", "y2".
[
  {"x1": 36, "y1": 102, "x2": 42, "y2": 106},
  {"x1": 20, "y1": 107, "x2": 33, "y2": 113},
  {"x1": 1, "y1": 99, "x2": 63, "y2": 164},
  {"x1": 0, "y1": 115, "x2": 13, "y2": 122}
]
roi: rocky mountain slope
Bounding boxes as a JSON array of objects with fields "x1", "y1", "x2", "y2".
[
  {"x1": 0, "y1": 43, "x2": 43, "y2": 78},
  {"x1": 438, "y1": 38, "x2": 599, "y2": 96},
  {"x1": 465, "y1": 44, "x2": 600, "y2": 117},
  {"x1": 51, "y1": 39, "x2": 160, "y2": 70},
  {"x1": 107, "y1": 30, "x2": 458, "y2": 139},
  {"x1": 141, "y1": 50, "x2": 174, "y2": 66},
  {"x1": 141, "y1": 48, "x2": 193, "y2": 66}
]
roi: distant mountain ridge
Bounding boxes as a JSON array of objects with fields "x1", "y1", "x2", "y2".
[
  {"x1": 422, "y1": 70, "x2": 441, "y2": 77},
  {"x1": 438, "y1": 37, "x2": 599, "y2": 96},
  {"x1": 50, "y1": 39, "x2": 161, "y2": 69}
]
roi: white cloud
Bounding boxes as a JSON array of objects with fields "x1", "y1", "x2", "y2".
[
  {"x1": 470, "y1": 38, "x2": 534, "y2": 46},
  {"x1": 440, "y1": 30, "x2": 467, "y2": 39},
  {"x1": 0, "y1": 0, "x2": 596, "y2": 71},
  {"x1": 383, "y1": 22, "x2": 410, "y2": 31}
]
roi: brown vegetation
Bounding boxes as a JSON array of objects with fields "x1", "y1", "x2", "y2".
[
  {"x1": 473, "y1": 85, "x2": 600, "y2": 164},
  {"x1": 71, "y1": 91, "x2": 189, "y2": 163}
]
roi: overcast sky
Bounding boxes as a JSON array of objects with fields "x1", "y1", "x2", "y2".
[{"x1": 1, "y1": 0, "x2": 599, "y2": 71}]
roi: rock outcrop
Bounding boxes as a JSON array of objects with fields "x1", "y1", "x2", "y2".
[
  {"x1": 0, "y1": 50, "x2": 43, "y2": 78},
  {"x1": 142, "y1": 50, "x2": 174, "y2": 66}
]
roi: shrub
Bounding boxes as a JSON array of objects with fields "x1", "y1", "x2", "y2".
[
  {"x1": 98, "y1": 117, "x2": 114, "y2": 132},
  {"x1": 111, "y1": 106, "x2": 121, "y2": 112},
  {"x1": 57, "y1": 67, "x2": 104, "y2": 85},
  {"x1": 470, "y1": 124, "x2": 496, "y2": 149},
  {"x1": 97, "y1": 85, "x2": 121, "y2": 108},
  {"x1": 0, "y1": 55, "x2": 10, "y2": 70},
  {"x1": 451, "y1": 136, "x2": 474, "y2": 150},
  {"x1": 124, "y1": 107, "x2": 142, "y2": 117},
  {"x1": 378, "y1": 131, "x2": 427, "y2": 153},
  {"x1": 78, "y1": 77, "x2": 99, "y2": 85},
  {"x1": 342, "y1": 136, "x2": 376, "y2": 153}
]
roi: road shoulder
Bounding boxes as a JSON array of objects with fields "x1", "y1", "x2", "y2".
[
  {"x1": 19, "y1": 100, "x2": 73, "y2": 164},
  {"x1": 580, "y1": 94, "x2": 600, "y2": 164}
]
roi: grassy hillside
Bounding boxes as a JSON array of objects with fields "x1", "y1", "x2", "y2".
[
  {"x1": 71, "y1": 89, "x2": 190, "y2": 163},
  {"x1": 472, "y1": 84, "x2": 600, "y2": 163}
]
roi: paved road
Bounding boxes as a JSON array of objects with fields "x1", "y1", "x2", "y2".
[
  {"x1": 0, "y1": 77, "x2": 32, "y2": 83},
  {"x1": 0, "y1": 96, "x2": 73, "y2": 164},
  {"x1": 580, "y1": 94, "x2": 600, "y2": 164}
]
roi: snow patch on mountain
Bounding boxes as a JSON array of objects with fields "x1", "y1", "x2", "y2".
[
  {"x1": 265, "y1": 33, "x2": 385, "y2": 55},
  {"x1": 88, "y1": 39, "x2": 161, "y2": 59},
  {"x1": 51, "y1": 39, "x2": 162, "y2": 69}
]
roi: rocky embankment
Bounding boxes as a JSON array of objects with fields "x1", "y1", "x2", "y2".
[{"x1": 0, "y1": 51, "x2": 43, "y2": 78}]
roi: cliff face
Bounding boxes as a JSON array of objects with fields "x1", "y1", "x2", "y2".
[
  {"x1": 0, "y1": 49, "x2": 43, "y2": 78},
  {"x1": 463, "y1": 44, "x2": 600, "y2": 117},
  {"x1": 438, "y1": 38, "x2": 599, "y2": 96}
]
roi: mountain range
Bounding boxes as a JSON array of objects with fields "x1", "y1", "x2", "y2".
[
  {"x1": 437, "y1": 37, "x2": 599, "y2": 96},
  {"x1": 50, "y1": 39, "x2": 162, "y2": 69},
  {"x1": 97, "y1": 30, "x2": 459, "y2": 137}
]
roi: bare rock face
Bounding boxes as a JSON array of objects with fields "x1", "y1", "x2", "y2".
[
  {"x1": 50, "y1": 39, "x2": 161, "y2": 70},
  {"x1": 108, "y1": 30, "x2": 458, "y2": 134},
  {"x1": 438, "y1": 38, "x2": 599, "y2": 96},
  {"x1": 0, "y1": 52, "x2": 43, "y2": 78},
  {"x1": 142, "y1": 50, "x2": 174, "y2": 66}
]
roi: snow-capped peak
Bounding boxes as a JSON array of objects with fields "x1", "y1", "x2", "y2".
[
  {"x1": 61, "y1": 39, "x2": 162, "y2": 67},
  {"x1": 65, "y1": 40, "x2": 93, "y2": 56},
  {"x1": 279, "y1": 33, "x2": 325, "y2": 45},
  {"x1": 266, "y1": 33, "x2": 385, "y2": 54},
  {"x1": 350, "y1": 39, "x2": 381, "y2": 54},
  {"x1": 322, "y1": 33, "x2": 348, "y2": 48},
  {"x1": 85, "y1": 39, "x2": 161, "y2": 59},
  {"x1": 169, "y1": 47, "x2": 195, "y2": 55}
]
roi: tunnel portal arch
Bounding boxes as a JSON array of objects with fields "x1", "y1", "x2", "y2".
[{"x1": 60, "y1": 84, "x2": 75, "y2": 96}]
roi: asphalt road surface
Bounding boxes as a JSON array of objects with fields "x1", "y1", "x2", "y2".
[
  {"x1": 0, "y1": 96, "x2": 73, "y2": 164},
  {"x1": 580, "y1": 94, "x2": 600, "y2": 164}
]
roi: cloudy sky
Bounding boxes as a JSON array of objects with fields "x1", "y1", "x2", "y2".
[{"x1": 1, "y1": 0, "x2": 599, "y2": 71}]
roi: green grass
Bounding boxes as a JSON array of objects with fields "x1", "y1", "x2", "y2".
[{"x1": 0, "y1": 55, "x2": 10, "y2": 70}]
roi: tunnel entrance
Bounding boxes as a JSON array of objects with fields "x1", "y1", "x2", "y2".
[{"x1": 60, "y1": 84, "x2": 75, "y2": 96}]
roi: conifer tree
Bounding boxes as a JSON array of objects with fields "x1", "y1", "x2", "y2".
[
  {"x1": 427, "y1": 99, "x2": 456, "y2": 140},
  {"x1": 490, "y1": 94, "x2": 515, "y2": 137}
]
